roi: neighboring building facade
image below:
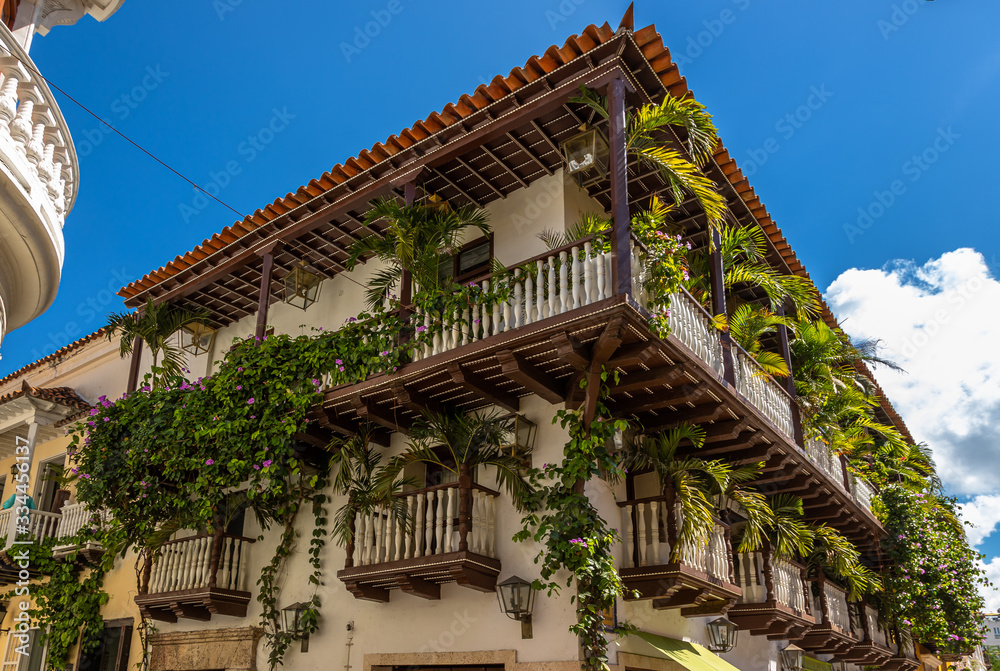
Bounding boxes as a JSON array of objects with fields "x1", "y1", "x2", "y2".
[
  {"x1": 983, "y1": 614, "x2": 1000, "y2": 649},
  {"x1": 0, "y1": 0, "x2": 127, "y2": 346},
  {"x1": 0, "y1": 11, "x2": 984, "y2": 671}
]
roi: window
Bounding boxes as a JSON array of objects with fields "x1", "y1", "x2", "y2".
[
  {"x1": 994, "y1": 627, "x2": 1000, "y2": 636},
  {"x1": 437, "y1": 238, "x2": 493, "y2": 284},
  {"x1": 77, "y1": 620, "x2": 132, "y2": 671},
  {"x1": 1, "y1": 629, "x2": 46, "y2": 671}
]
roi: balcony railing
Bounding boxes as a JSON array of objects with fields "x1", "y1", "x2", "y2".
[
  {"x1": 663, "y1": 288, "x2": 726, "y2": 377},
  {"x1": 839, "y1": 602, "x2": 895, "y2": 666},
  {"x1": 800, "y1": 576, "x2": 859, "y2": 655},
  {"x1": 52, "y1": 502, "x2": 110, "y2": 562},
  {"x1": 848, "y1": 474, "x2": 875, "y2": 512},
  {"x1": 0, "y1": 508, "x2": 61, "y2": 543},
  {"x1": 412, "y1": 240, "x2": 612, "y2": 361},
  {"x1": 350, "y1": 482, "x2": 498, "y2": 565},
  {"x1": 805, "y1": 438, "x2": 847, "y2": 489},
  {"x1": 134, "y1": 531, "x2": 255, "y2": 622},
  {"x1": 338, "y1": 482, "x2": 503, "y2": 602},
  {"x1": 732, "y1": 344, "x2": 797, "y2": 441},
  {"x1": 616, "y1": 494, "x2": 741, "y2": 615},
  {"x1": 729, "y1": 550, "x2": 815, "y2": 637},
  {"x1": 0, "y1": 26, "x2": 78, "y2": 225}
]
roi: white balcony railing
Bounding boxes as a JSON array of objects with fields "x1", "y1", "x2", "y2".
[
  {"x1": 849, "y1": 474, "x2": 875, "y2": 512},
  {"x1": 148, "y1": 533, "x2": 252, "y2": 594},
  {"x1": 0, "y1": 508, "x2": 61, "y2": 543},
  {"x1": 664, "y1": 289, "x2": 726, "y2": 377},
  {"x1": 412, "y1": 240, "x2": 612, "y2": 361},
  {"x1": 735, "y1": 552, "x2": 809, "y2": 615},
  {"x1": 864, "y1": 604, "x2": 891, "y2": 649},
  {"x1": 815, "y1": 581, "x2": 852, "y2": 633},
  {"x1": 805, "y1": 438, "x2": 846, "y2": 490},
  {"x1": 352, "y1": 483, "x2": 498, "y2": 566},
  {"x1": 618, "y1": 497, "x2": 730, "y2": 583},
  {"x1": 54, "y1": 502, "x2": 110, "y2": 540},
  {"x1": 732, "y1": 346, "x2": 797, "y2": 440},
  {"x1": 0, "y1": 26, "x2": 78, "y2": 227}
]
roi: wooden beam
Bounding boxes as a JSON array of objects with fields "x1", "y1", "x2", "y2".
[
  {"x1": 395, "y1": 574, "x2": 440, "y2": 600},
  {"x1": 605, "y1": 341, "x2": 658, "y2": 369},
  {"x1": 640, "y1": 403, "x2": 727, "y2": 431},
  {"x1": 391, "y1": 380, "x2": 442, "y2": 416},
  {"x1": 447, "y1": 363, "x2": 520, "y2": 413},
  {"x1": 317, "y1": 407, "x2": 390, "y2": 448},
  {"x1": 610, "y1": 364, "x2": 686, "y2": 394},
  {"x1": 618, "y1": 387, "x2": 712, "y2": 416},
  {"x1": 551, "y1": 332, "x2": 589, "y2": 370},
  {"x1": 506, "y1": 130, "x2": 553, "y2": 176},
  {"x1": 479, "y1": 145, "x2": 528, "y2": 188},
  {"x1": 497, "y1": 350, "x2": 564, "y2": 404},
  {"x1": 608, "y1": 75, "x2": 632, "y2": 297},
  {"x1": 254, "y1": 245, "x2": 280, "y2": 341},
  {"x1": 351, "y1": 396, "x2": 412, "y2": 433}
]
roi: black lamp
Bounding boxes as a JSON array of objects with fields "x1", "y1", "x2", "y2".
[
  {"x1": 180, "y1": 322, "x2": 217, "y2": 356},
  {"x1": 496, "y1": 575, "x2": 535, "y2": 639},
  {"x1": 280, "y1": 602, "x2": 311, "y2": 652},
  {"x1": 284, "y1": 262, "x2": 322, "y2": 311},
  {"x1": 706, "y1": 617, "x2": 738, "y2": 653}
]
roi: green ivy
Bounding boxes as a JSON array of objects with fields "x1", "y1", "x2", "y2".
[{"x1": 515, "y1": 372, "x2": 633, "y2": 670}]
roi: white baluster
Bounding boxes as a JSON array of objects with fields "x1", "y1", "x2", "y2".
[
  {"x1": 9, "y1": 98, "x2": 32, "y2": 151},
  {"x1": 425, "y1": 490, "x2": 436, "y2": 555},
  {"x1": 0, "y1": 73, "x2": 19, "y2": 126},
  {"x1": 472, "y1": 491, "x2": 483, "y2": 554},
  {"x1": 394, "y1": 507, "x2": 404, "y2": 561},
  {"x1": 364, "y1": 510, "x2": 376, "y2": 564},
  {"x1": 512, "y1": 268, "x2": 523, "y2": 328},
  {"x1": 415, "y1": 493, "x2": 426, "y2": 557},
  {"x1": 471, "y1": 303, "x2": 480, "y2": 342},
  {"x1": 583, "y1": 242, "x2": 594, "y2": 304},
  {"x1": 596, "y1": 247, "x2": 606, "y2": 300},
  {"x1": 373, "y1": 506, "x2": 385, "y2": 563},
  {"x1": 524, "y1": 271, "x2": 534, "y2": 326},
  {"x1": 636, "y1": 502, "x2": 648, "y2": 567},
  {"x1": 621, "y1": 506, "x2": 633, "y2": 569},
  {"x1": 444, "y1": 487, "x2": 455, "y2": 553},
  {"x1": 237, "y1": 539, "x2": 249, "y2": 590},
  {"x1": 486, "y1": 495, "x2": 497, "y2": 557},
  {"x1": 649, "y1": 501, "x2": 661, "y2": 565},
  {"x1": 547, "y1": 257, "x2": 556, "y2": 318},
  {"x1": 571, "y1": 246, "x2": 582, "y2": 309},
  {"x1": 491, "y1": 282, "x2": 502, "y2": 336},
  {"x1": 558, "y1": 250, "x2": 569, "y2": 314},
  {"x1": 535, "y1": 259, "x2": 545, "y2": 321},
  {"x1": 434, "y1": 489, "x2": 445, "y2": 555}
]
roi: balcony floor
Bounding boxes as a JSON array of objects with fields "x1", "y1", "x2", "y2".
[
  {"x1": 134, "y1": 587, "x2": 252, "y2": 622},
  {"x1": 321, "y1": 296, "x2": 883, "y2": 553},
  {"x1": 620, "y1": 562, "x2": 742, "y2": 617},
  {"x1": 727, "y1": 600, "x2": 816, "y2": 640},
  {"x1": 840, "y1": 640, "x2": 895, "y2": 666},
  {"x1": 337, "y1": 550, "x2": 501, "y2": 602},
  {"x1": 799, "y1": 623, "x2": 859, "y2": 656}
]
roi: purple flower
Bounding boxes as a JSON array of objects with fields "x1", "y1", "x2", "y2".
[
  {"x1": 250, "y1": 415, "x2": 256, "y2": 419},
  {"x1": 247, "y1": 398, "x2": 255, "y2": 405},
  {"x1": 253, "y1": 464, "x2": 260, "y2": 470},
  {"x1": 416, "y1": 325, "x2": 427, "y2": 332},
  {"x1": 262, "y1": 459, "x2": 272, "y2": 468},
  {"x1": 206, "y1": 459, "x2": 214, "y2": 465},
  {"x1": 335, "y1": 359, "x2": 343, "y2": 365},
  {"x1": 236, "y1": 385, "x2": 242, "y2": 390},
  {"x1": 237, "y1": 367, "x2": 243, "y2": 372}
]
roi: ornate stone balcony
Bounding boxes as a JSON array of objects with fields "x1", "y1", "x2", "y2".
[
  {"x1": 0, "y1": 23, "x2": 79, "y2": 343},
  {"x1": 338, "y1": 482, "x2": 502, "y2": 602},
  {"x1": 728, "y1": 551, "x2": 816, "y2": 639},
  {"x1": 617, "y1": 495, "x2": 741, "y2": 616},
  {"x1": 134, "y1": 532, "x2": 255, "y2": 622}
]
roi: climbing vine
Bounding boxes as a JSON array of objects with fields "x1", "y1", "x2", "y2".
[{"x1": 515, "y1": 373, "x2": 633, "y2": 669}]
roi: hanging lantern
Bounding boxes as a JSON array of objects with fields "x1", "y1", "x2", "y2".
[
  {"x1": 425, "y1": 193, "x2": 451, "y2": 212},
  {"x1": 280, "y1": 602, "x2": 312, "y2": 652},
  {"x1": 560, "y1": 124, "x2": 609, "y2": 187},
  {"x1": 179, "y1": 322, "x2": 217, "y2": 356},
  {"x1": 705, "y1": 617, "x2": 738, "y2": 653},
  {"x1": 496, "y1": 575, "x2": 535, "y2": 639},
  {"x1": 501, "y1": 414, "x2": 536, "y2": 457},
  {"x1": 779, "y1": 644, "x2": 804, "y2": 671},
  {"x1": 284, "y1": 262, "x2": 322, "y2": 311}
]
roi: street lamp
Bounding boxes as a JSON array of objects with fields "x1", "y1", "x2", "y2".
[
  {"x1": 280, "y1": 602, "x2": 311, "y2": 652},
  {"x1": 780, "y1": 644, "x2": 804, "y2": 671},
  {"x1": 705, "y1": 617, "x2": 738, "y2": 653},
  {"x1": 496, "y1": 575, "x2": 535, "y2": 639}
]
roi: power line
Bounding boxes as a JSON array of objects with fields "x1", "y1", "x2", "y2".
[{"x1": 0, "y1": 41, "x2": 248, "y2": 220}]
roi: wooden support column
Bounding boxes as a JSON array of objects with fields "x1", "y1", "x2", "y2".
[
  {"x1": 126, "y1": 339, "x2": 143, "y2": 393},
  {"x1": 255, "y1": 242, "x2": 282, "y2": 342},
  {"x1": 776, "y1": 303, "x2": 804, "y2": 446},
  {"x1": 709, "y1": 229, "x2": 736, "y2": 386},
  {"x1": 398, "y1": 181, "x2": 416, "y2": 346},
  {"x1": 458, "y1": 463, "x2": 472, "y2": 552},
  {"x1": 608, "y1": 75, "x2": 632, "y2": 298},
  {"x1": 762, "y1": 540, "x2": 776, "y2": 602}
]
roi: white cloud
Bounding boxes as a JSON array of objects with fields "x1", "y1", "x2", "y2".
[
  {"x1": 825, "y1": 248, "x2": 1000, "y2": 496},
  {"x1": 959, "y1": 495, "x2": 1000, "y2": 548},
  {"x1": 979, "y1": 556, "x2": 1000, "y2": 613}
]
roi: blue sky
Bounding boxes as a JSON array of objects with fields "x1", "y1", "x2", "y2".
[{"x1": 2, "y1": 1, "x2": 1000, "y2": 590}]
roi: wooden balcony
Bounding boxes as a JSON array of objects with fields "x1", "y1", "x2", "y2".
[
  {"x1": 319, "y1": 248, "x2": 884, "y2": 554},
  {"x1": 134, "y1": 532, "x2": 255, "y2": 622},
  {"x1": 799, "y1": 577, "x2": 859, "y2": 656},
  {"x1": 337, "y1": 482, "x2": 502, "y2": 602},
  {"x1": 881, "y1": 632, "x2": 921, "y2": 671},
  {"x1": 617, "y1": 495, "x2": 741, "y2": 616},
  {"x1": 728, "y1": 551, "x2": 816, "y2": 639},
  {"x1": 839, "y1": 603, "x2": 895, "y2": 666}
]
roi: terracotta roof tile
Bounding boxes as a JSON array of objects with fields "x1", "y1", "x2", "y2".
[{"x1": 0, "y1": 381, "x2": 92, "y2": 412}]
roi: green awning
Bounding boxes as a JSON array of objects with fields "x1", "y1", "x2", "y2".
[{"x1": 634, "y1": 631, "x2": 742, "y2": 671}]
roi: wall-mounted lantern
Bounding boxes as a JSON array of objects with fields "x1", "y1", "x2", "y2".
[
  {"x1": 496, "y1": 575, "x2": 535, "y2": 639},
  {"x1": 501, "y1": 414, "x2": 536, "y2": 458},
  {"x1": 705, "y1": 617, "x2": 738, "y2": 653},
  {"x1": 779, "y1": 643, "x2": 804, "y2": 671},
  {"x1": 284, "y1": 262, "x2": 322, "y2": 311},
  {"x1": 560, "y1": 124, "x2": 609, "y2": 187},
  {"x1": 179, "y1": 322, "x2": 217, "y2": 356},
  {"x1": 280, "y1": 602, "x2": 312, "y2": 651}
]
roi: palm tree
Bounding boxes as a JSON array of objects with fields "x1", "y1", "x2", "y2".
[
  {"x1": 105, "y1": 297, "x2": 206, "y2": 387},
  {"x1": 329, "y1": 424, "x2": 412, "y2": 553},
  {"x1": 686, "y1": 224, "x2": 821, "y2": 317},
  {"x1": 538, "y1": 212, "x2": 611, "y2": 250},
  {"x1": 382, "y1": 408, "x2": 532, "y2": 509},
  {"x1": 572, "y1": 87, "x2": 728, "y2": 235},
  {"x1": 346, "y1": 199, "x2": 491, "y2": 310},
  {"x1": 726, "y1": 303, "x2": 793, "y2": 377}
]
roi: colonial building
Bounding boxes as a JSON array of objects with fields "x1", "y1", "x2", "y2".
[
  {"x1": 0, "y1": 9, "x2": 986, "y2": 671},
  {"x1": 0, "y1": 0, "x2": 127, "y2": 345}
]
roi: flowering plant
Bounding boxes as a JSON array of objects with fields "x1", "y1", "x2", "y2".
[{"x1": 630, "y1": 197, "x2": 691, "y2": 337}]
